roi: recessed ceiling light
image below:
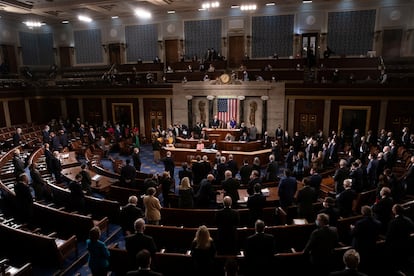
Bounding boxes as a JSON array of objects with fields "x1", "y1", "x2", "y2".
[
  {"x1": 61, "y1": 20, "x2": 69, "y2": 24},
  {"x1": 240, "y1": 4, "x2": 257, "y2": 11},
  {"x1": 111, "y1": 16, "x2": 119, "y2": 19},
  {"x1": 266, "y1": 2, "x2": 275, "y2": 6},
  {"x1": 78, "y1": 15, "x2": 92, "y2": 22},
  {"x1": 303, "y1": 0, "x2": 312, "y2": 3},
  {"x1": 231, "y1": 5, "x2": 240, "y2": 9},
  {"x1": 23, "y1": 21, "x2": 45, "y2": 27},
  {"x1": 134, "y1": 8, "x2": 151, "y2": 19},
  {"x1": 198, "y1": 8, "x2": 206, "y2": 11},
  {"x1": 167, "y1": 10, "x2": 175, "y2": 14}
]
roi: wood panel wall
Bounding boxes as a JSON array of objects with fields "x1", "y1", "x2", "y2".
[{"x1": 8, "y1": 100, "x2": 26, "y2": 125}]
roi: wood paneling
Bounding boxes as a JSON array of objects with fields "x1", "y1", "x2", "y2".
[
  {"x1": 82, "y1": 98, "x2": 102, "y2": 126},
  {"x1": 8, "y1": 100, "x2": 26, "y2": 125},
  {"x1": 66, "y1": 99, "x2": 80, "y2": 122},
  {"x1": 29, "y1": 98, "x2": 61, "y2": 124},
  {"x1": 228, "y1": 36, "x2": 244, "y2": 68},
  {"x1": 386, "y1": 100, "x2": 414, "y2": 135},
  {"x1": 1, "y1": 45, "x2": 18, "y2": 73},
  {"x1": 143, "y1": 98, "x2": 166, "y2": 140},
  {"x1": 59, "y1": 47, "x2": 72, "y2": 68},
  {"x1": 165, "y1": 39, "x2": 180, "y2": 64},
  {"x1": 294, "y1": 100, "x2": 324, "y2": 136},
  {"x1": 0, "y1": 102, "x2": 6, "y2": 127},
  {"x1": 105, "y1": 98, "x2": 139, "y2": 127}
]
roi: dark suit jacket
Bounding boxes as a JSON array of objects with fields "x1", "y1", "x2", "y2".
[
  {"x1": 386, "y1": 215, "x2": 414, "y2": 254},
  {"x1": 215, "y1": 207, "x2": 240, "y2": 254},
  {"x1": 191, "y1": 162, "x2": 204, "y2": 185},
  {"x1": 333, "y1": 167, "x2": 349, "y2": 194},
  {"x1": 247, "y1": 193, "x2": 266, "y2": 225},
  {"x1": 13, "y1": 155, "x2": 25, "y2": 178},
  {"x1": 221, "y1": 178, "x2": 240, "y2": 205},
  {"x1": 351, "y1": 216, "x2": 381, "y2": 254},
  {"x1": 278, "y1": 176, "x2": 297, "y2": 209},
  {"x1": 162, "y1": 157, "x2": 175, "y2": 177},
  {"x1": 245, "y1": 232, "x2": 275, "y2": 274},
  {"x1": 14, "y1": 181, "x2": 33, "y2": 221},
  {"x1": 296, "y1": 186, "x2": 317, "y2": 221},
  {"x1": 125, "y1": 233, "x2": 157, "y2": 268},
  {"x1": 121, "y1": 165, "x2": 137, "y2": 185},
  {"x1": 239, "y1": 164, "x2": 253, "y2": 185},
  {"x1": 265, "y1": 161, "x2": 279, "y2": 182},
  {"x1": 304, "y1": 226, "x2": 338, "y2": 265},
  {"x1": 120, "y1": 204, "x2": 144, "y2": 234},
  {"x1": 126, "y1": 269, "x2": 163, "y2": 276},
  {"x1": 132, "y1": 153, "x2": 142, "y2": 171}
]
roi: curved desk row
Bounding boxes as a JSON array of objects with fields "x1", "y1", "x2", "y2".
[{"x1": 161, "y1": 146, "x2": 272, "y2": 166}]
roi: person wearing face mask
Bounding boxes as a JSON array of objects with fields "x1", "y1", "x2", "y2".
[
  {"x1": 303, "y1": 213, "x2": 339, "y2": 276},
  {"x1": 318, "y1": 197, "x2": 340, "y2": 227}
]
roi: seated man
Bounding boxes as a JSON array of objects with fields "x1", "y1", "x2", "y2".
[{"x1": 126, "y1": 249, "x2": 163, "y2": 275}]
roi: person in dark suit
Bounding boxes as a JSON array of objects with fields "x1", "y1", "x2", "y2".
[
  {"x1": 120, "y1": 196, "x2": 144, "y2": 236},
  {"x1": 221, "y1": 170, "x2": 240, "y2": 208},
  {"x1": 49, "y1": 131, "x2": 61, "y2": 152},
  {"x1": 402, "y1": 156, "x2": 414, "y2": 195},
  {"x1": 79, "y1": 163, "x2": 92, "y2": 195},
  {"x1": 58, "y1": 129, "x2": 69, "y2": 149},
  {"x1": 334, "y1": 159, "x2": 349, "y2": 194},
  {"x1": 88, "y1": 127, "x2": 97, "y2": 145},
  {"x1": 125, "y1": 218, "x2": 158, "y2": 270},
  {"x1": 201, "y1": 155, "x2": 212, "y2": 179},
  {"x1": 247, "y1": 184, "x2": 266, "y2": 226},
  {"x1": 366, "y1": 153, "x2": 378, "y2": 188},
  {"x1": 262, "y1": 131, "x2": 272, "y2": 149},
  {"x1": 296, "y1": 177, "x2": 318, "y2": 222},
  {"x1": 239, "y1": 132, "x2": 249, "y2": 142},
  {"x1": 191, "y1": 156, "x2": 204, "y2": 185},
  {"x1": 275, "y1": 125, "x2": 284, "y2": 141},
  {"x1": 120, "y1": 159, "x2": 137, "y2": 187},
  {"x1": 372, "y1": 186, "x2": 394, "y2": 234},
  {"x1": 264, "y1": 154, "x2": 279, "y2": 183},
  {"x1": 208, "y1": 139, "x2": 218, "y2": 150},
  {"x1": 216, "y1": 156, "x2": 227, "y2": 184},
  {"x1": 215, "y1": 196, "x2": 240, "y2": 255},
  {"x1": 126, "y1": 249, "x2": 163, "y2": 276},
  {"x1": 329, "y1": 249, "x2": 368, "y2": 276},
  {"x1": 14, "y1": 173, "x2": 33, "y2": 222},
  {"x1": 278, "y1": 169, "x2": 297, "y2": 210},
  {"x1": 132, "y1": 147, "x2": 142, "y2": 172},
  {"x1": 29, "y1": 162, "x2": 51, "y2": 201},
  {"x1": 12, "y1": 149, "x2": 25, "y2": 180},
  {"x1": 178, "y1": 162, "x2": 192, "y2": 183},
  {"x1": 195, "y1": 174, "x2": 216, "y2": 209},
  {"x1": 247, "y1": 170, "x2": 262, "y2": 196},
  {"x1": 285, "y1": 146, "x2": 295, "y2": 171},
  {"x1": 309, "y1": 168, "x2": 322, "y2": 196},
  {"x1": 226, "y1": 154, "x2": 238, "y2": 177},
  {"x1": 161, "y1": 151, "x2": 175, "y2": 179},
  {"x1": 350, "y1": 205, "x2": 381, "y2": 275},
  {"x1": 336, "y1": 179, "x2": 357, "y2": 218},
  {"x1": 210, "y1": 115, "x2": 220, "y2": 128},
  {"x1": 50, "y1": 150, "x2": 63, "y2": 183},
  {"x1": 304, "y1": 213, "x2": 339, "y2": 276},
  {"x1": 239, "y1": 159, "x2": 253, "y2": 185},
  {"x1": 68, "y1": 173, "x2": 86, "y2": 214},
  {"x1": 385, "y1": 204, "x2": 414, "y2": 275},
  {"x1": 318, "y1": 197, "x2": 340, "y2": 227},
  {"x1": 12, "y1": 127, "x2": 22, "y2": 147},
  {"x1": 245, "y1": 220, "x2": 275, "y2": 276}
]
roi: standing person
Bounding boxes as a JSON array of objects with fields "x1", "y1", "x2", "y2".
[
  {"x1": 125, "y1": 218, "x2": 158, "y2": 270},
  {"x1": 195, "y1": 174, "x2": 216, "y2": 209},
  {"x1": 68, "y1": 173, "x2": 86, "y2": 214},
  {"x1": 120, "y1": 159, "x2": 137, "y2": 187},
  {"x1": 178, "y1": 162, "x2": 192, "y2": 184},
  {"x1": 190, "y1": 225, "x2": 217, "y2": 276},
  {"x1": 29, "y1": 162, "x2": 50, "y2": 201},
  {"x1": 278, "y1": 169, "x2": 297, "y2": 210},
  {"x1": 132, "y1": 147, "x2": 142, "y2": 172},
  {"x1": 79, "y1": 163, "x2": 92, "y2": 195},
  {"x1": 239, "y1": 159, "x2": 253, "y2": 186},
  {"x1": 245, "y1": 220, "x2": 275, "y2": 276},
  {"x1": 159, "y1": 171, "x2": 174, "y2": 207},
  {"x1": 303, "y1": 213, "x2": 339, "y2": 276},
  {"x1": 296, "y1": 177, "x2": 318, "y2": 223},
  {"x1": 14, "y1": 173, "x2": 33, "y2": 222},
  {"x1": 264, "y1": 154, "x2": 279, "y2": 183},
  {"x1": 13, "y1": 149, "x2": 26, "y2": 179},
  {"x1": 143, "y1": 187, "x2": 161, "y2": 225},
  {"x1": 178, "y1": 177, "x2": 194, "y2": 208},
  {"x1": 215, "y1": 196, "x2": 240, "y2": 255},
  {"x1": 50, "y1": 151, "x2": 63, "y2": 183},
  {"x1": 329, "y1": 249, "x2": 368, "y2": 276},
  {"x1": 336, "y1": 179, "x2": 357, "y2": 218},
  {"x1": 152, "y1": 134, "x2": 162, "y2": 164},
  {"x1": 247, "y1": 184, "x2": 266, "y2": 227},
  {"x1": 350, "y1": 206, "x2": 381, "y2": 275},
  {"x1": 87, "y1": 226, "x2": 110, "y2": 276},
  {"x1": 120, "y1": 195, "x2": 144, "y2": 236},
  {"x1": 333, "y1": 159, "x2": 349, "y2": 194},
  {"x1": 221, "y1": 170, "x2": 240, "y2": 208},
  {"x1": 162, "y1": 151, "x2": 175, "y2": 180}
]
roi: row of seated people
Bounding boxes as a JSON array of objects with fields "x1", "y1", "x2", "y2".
[{"x1": 0, "y1": 258, "x2": 32, "y2": 276}]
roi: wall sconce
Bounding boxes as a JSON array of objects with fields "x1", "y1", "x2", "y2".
[
  {"x1": 222, "y1": 37, "x2": 227, "y2": 47},
  {"x1": 237, "y1": 95, "x2": 245, "y2": 101},
  {"x1": 185, "y1": 95, "x2": 193, "y2": 100},
  {"x1": 158, "y1": 40, "x2": 163, "y2": 50},
  {"x1": 206, "y1": 95, "x2": 215, "y2": 100},
  {"x1": 261, "y1": 95, "x2": 269, "y2": 101},
  {"x1": 102, "y1": 44, "x2": 108, "y2": 52}
]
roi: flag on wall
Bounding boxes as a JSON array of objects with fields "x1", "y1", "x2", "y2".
[{"x1": 217, "y1": 98, "x2": 238, "y2": 125}]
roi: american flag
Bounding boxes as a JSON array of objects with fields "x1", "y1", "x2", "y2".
[{"x1": 217, "y1": 98, "x2": 238, "y2": 125}]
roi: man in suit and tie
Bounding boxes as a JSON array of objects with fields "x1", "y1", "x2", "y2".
[
  {"x1": 125, "y1": 218, "x2": 157, "y2": 270},
  {"x1": 265, "y1": 154, "x2": 279, "y2": 182},
  {"x1": 120, "y1": 159, "x2": 137, "y2": 187},
  {"x1": 402, "y1": 156, "x2": 414, "y2": 195},
  {"x1": 278, "y1": 169, "x2": 297, "y2": 210},
  {"x1": 120, "y1": 196, "x2": 144, "y2": 236},
  {"x1": 247, "y1": 184, "x2": 266, "y2": 226},
  {"x1": 210, "y1": 115, "x2": 220, "y2": 128},
  {"x1": 222, "y1": 170, "x2": 240, "y2": 207},
  {"x1": 215, "y1": 196, "x2": 240, "y2": 255},
  {"x1": 245, "y1": 219, "x2": 275, "y2": 276}
]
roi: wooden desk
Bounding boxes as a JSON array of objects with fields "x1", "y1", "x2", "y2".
[
  {"x1": 61, "y1": 167, "x2": 117, "y2": 193},
  {"x1": 217, "y1": 187, "x2": 278, "y2": 204},
  {"x1": 161, "y1": 146, "x2": 272, "y2": 166},
  {"x1": 59, "y1": 152, "x2": 80, "y2": 168},
  {"x1": 218, "y1": 140, "x2": 262, "y2": 152},
  {"x1": 175, "y1": 137, "x2": 210, "y2": 149},
  {"x1": 204, "y1": 128, "x2": 241, "y2": 141}
]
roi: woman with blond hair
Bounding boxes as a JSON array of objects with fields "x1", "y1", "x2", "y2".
[
  {"x1": 191, "y1": 225, "x2": 216, "y2": 275},
  {"x1": 178, "y1": 177, "x2": 194, "y2": 208}
]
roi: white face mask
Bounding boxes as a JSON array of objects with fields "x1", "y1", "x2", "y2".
[{"x1": 315, "y1": 220, "x2": 320, "y2": 227}]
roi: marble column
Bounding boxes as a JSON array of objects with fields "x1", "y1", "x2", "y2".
[
  {"x1": 238, "y1": 95, "x2": 245, "y2": 125},
  {"x1": 185, "y1": 95, "x2": 193, "y2": 130},
  {"x1": 323, "y1": 100, "x2": 331, "y2": 135},
  {"x1": 207, "y1": 95, "x2": 215, "y2": 126}
]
